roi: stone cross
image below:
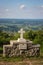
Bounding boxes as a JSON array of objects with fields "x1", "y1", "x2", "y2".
[{"x1": 18, "y1": 28, "x2": 25, "y2": 39}]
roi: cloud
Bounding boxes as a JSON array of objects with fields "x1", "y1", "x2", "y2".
[
  {"x1": 20, "y1": 4, "x2": 26, "y2": 10},
  {"x1": 5, "y1": 9, "x2": 9, "y2": 12},
  {"x1": 0, "y1": 5, "x2": 43, "y2": 19},
  {"x1": 41, "y1": 5, "x2": 43, "y2": 8}
]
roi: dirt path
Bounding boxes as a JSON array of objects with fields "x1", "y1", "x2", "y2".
[
  {"x1": 0, "y1": 59, "x2": 32, "y2": 65},
  {"x1": 0, "y1": 62, "x2": 32, "y2": 65},
  {"x1": 0, "y1": 59, "x2": 43, "y2": 65}
]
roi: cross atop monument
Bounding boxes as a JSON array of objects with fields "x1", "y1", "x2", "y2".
[{"x1": 18, "y1": 28, "x2": 25, "y2": 39}]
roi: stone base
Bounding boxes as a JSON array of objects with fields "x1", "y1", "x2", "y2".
[{"x1": 3, "y1": 44, "x2": 40, "y2": 57}]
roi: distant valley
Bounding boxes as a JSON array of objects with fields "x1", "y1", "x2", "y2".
[{"x1": 0, "y1": 19, "x2": 43, "y2": 32}]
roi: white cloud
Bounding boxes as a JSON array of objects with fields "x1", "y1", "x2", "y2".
[
  {"x1": 5, "y1": 9, "x2": 9, "y2": 12},
  {"x1": 20, "y1": 4, "x2": 26, "y2": 9},
  {"x1": 40, "y1": 5, "x2": 43, "y2": 8},
  {"x1": 0, "y1": 13, "x2": 1, "y2": 15},
  {"x1": 0, "y1": 5, "x2": 43, "y2": 19}
]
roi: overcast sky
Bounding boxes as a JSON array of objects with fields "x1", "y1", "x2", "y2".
[{"x1": 0, "y1": 0, "x2": 43, "y2": 19}]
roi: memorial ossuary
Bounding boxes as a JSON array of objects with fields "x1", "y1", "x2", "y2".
[{"x1": 3, "y1": 28, "x2": 40, "y2": 57}]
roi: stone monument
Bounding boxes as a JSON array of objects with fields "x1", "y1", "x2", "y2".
[{"x1": 3, "y1": 28, "x2": 40, "y2": 57}]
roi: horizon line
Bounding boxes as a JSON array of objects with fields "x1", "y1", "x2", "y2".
[{"x1": 0, "y1": 18, "x2": 43, "y2": 19}]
